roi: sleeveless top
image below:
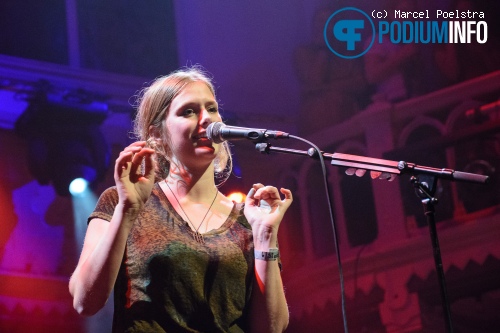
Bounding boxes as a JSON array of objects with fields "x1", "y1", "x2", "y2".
[{"x1": 88, "y1": 183, "x2": 255, "y2": 332}]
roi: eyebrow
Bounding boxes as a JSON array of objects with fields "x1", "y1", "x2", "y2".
[
  {"x1": 176, "y1": 100, "x2": 218, "y2": 110},
  {"x1": 180, "y1": 100, "x2": 219, "y2": 108}
]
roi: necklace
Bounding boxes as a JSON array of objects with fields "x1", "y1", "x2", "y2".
[{"x1": 165, "y1": 181, "x2": 218, "y2": 244}]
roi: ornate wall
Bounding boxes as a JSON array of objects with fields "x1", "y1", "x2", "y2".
[{"x1": 278, "y1": 71, "x2": 500, "y2": 332}]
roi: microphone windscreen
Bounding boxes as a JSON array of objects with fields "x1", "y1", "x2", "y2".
[{"x1": 206, "y1": 122, "x2": 225, "y2": 143}]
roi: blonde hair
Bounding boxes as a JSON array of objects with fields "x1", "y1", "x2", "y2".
[{"x1": 133, "y1": 66, "x2": 232, "y2": 183}]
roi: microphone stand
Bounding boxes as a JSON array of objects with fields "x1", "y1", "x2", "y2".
[{"x1": 255, "y1": 142, "x2": 489, "y2": 333}]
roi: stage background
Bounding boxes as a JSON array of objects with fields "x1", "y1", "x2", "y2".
[{"x1": 1, "y1": 0, "x2": 499, "y2": 332}]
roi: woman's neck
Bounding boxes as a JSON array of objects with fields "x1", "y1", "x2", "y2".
[{"x1": 165, "y1": 161, "x2": 217, "y2": 201}]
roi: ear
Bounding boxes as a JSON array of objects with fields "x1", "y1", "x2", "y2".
[{"x1": 148, "y1": 125, "x2": 162, "y2": 142}]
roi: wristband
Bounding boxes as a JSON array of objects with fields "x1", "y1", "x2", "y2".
[{"x1": 255, "y1": 248, "x2": 279, "y2": 261}]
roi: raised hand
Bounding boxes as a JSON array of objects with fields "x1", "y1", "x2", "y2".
[
  {"x1": 114, "y1": 141, "x2": 156, "y2": 211},
  {"x1": 244, "y1": 183, "x2": 293, "y2": 234}
]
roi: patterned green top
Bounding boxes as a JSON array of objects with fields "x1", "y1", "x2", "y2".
[{"x1": 89, "y1": 183, "x2": 254, "y2": 332}]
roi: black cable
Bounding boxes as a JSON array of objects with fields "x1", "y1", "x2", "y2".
[{"x1": 289, "y1": 134, "x2": 349, "y2": 333}]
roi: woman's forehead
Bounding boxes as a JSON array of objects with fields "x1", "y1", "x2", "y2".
[{"x1": 172, "y1": 81, "x2": 216, "y2": 103}]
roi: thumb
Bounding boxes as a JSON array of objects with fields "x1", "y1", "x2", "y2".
[
  {"x1": 279, "y1": 188, "x2": 293, "y2": 212},
  {"x1": 245, "y1": 187, "x2": 257, "y2": 207}
]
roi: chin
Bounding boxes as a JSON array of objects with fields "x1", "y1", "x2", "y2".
[{"x1": 194, "y1": 147, "x2": 218, "y2": 160}]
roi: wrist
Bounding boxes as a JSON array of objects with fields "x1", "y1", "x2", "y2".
[
  {"x1": 255, "y1": 248, "x2": 279, "y2": 261},
  {"x1": 116, "y1": 202, "x2": 142, "y2": 226},
  {"x1": 119, "y1": 199, "x2": 143, "y2": 213},
  {"x1": 252, "y1": 223, "x2": 278, "y2": 251}
]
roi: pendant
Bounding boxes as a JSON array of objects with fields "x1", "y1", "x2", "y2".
[{"x1": 190, "y1": 230, "x2": 205, "y2": 244}]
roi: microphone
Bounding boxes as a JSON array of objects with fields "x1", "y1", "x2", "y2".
[{"x1": 205, "y1": 122, "x2": 290, "y2": 143}]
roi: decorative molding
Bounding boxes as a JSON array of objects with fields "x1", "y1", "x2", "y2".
[{"x1": 0, "y1": 54, "x2": 147, "y2": 111}]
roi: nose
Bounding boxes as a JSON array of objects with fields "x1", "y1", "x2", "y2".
[{"x1": 199, "y1": 109, "x2": 215, "y2": 128}]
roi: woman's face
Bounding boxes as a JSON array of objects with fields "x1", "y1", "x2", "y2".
[{"x1": 164, "y1": 81, "x2": 222, "y2": 169}]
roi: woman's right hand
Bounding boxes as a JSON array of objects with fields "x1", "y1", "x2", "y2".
[{"x1": 114, "y1": 141, "x2": 156, "y2": 212}]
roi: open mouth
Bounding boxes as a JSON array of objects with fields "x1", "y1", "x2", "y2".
[
  {"x1": 193, "y1": 132, "x2": 208, "y2": 140},
  {"x1": 192, "y1": 133, "x2": 212, "y2": 146}
]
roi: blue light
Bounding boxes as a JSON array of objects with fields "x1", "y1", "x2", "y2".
[{"x1": 69, "y1": 178, "x2": 89, "y2": 196}]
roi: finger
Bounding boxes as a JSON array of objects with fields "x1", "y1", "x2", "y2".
[
  {"x1": 142, "y1": 149, "x2": 156, "y2": 180},
  {"x1": 252, "y1": 183, "x2": 264, "y2": 191},
  {"x1": 119, "y1": 146, "x2": 143, "y2": 172},
  {"x1": 115, "y1": 150, "x2": 133, "y2": 175},
  {"x1": 122, "y1": 141, "x2": 153, "y2": 160},
  {"x1": 130, "y1": 148, "x2": 155, "y2": 176},
  {"x1": 250, "y1": 183, "x2": 266, "y2": 201},
  {"x1": 280, "y1": 188, "x2": 293, "y2": 200},
  {"x1": 131, "y1": 147, "x2": 155, "y2": 163},
  {"x1": 123, "y1": 145, "x2": 148, "y2": 163},
  {"x1": 279, "y1": 188, "x2": 293, "y2": 211},
  {"x1": 126, "y1": 141, "x2": 148, "y2": 149},
  {"x1": 254, "y1": 186, "x2": 279, "y2": 200},
  {"x1": 115, "y1": 143, "x2": 152, "y2": 180},
  {"x1": 122, "y1": 143, "x2": 146, "y2": 155},
  {"x1": 130, "y1": 148, "x2": 152, "y2": 176},
  {"x1": 130, "y1": 152, "x2": 143, "y2": 176},
  {"x1": 245, "y1": 187, "x2": 258, "y2": 207}
]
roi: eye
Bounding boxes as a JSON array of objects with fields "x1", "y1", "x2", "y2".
[
  {"x1": 182, "y1": 109, "x2": 195, "y2": 116},
  {"x1": 207, "y1": 106, "x2": 218, "y2": 113}
]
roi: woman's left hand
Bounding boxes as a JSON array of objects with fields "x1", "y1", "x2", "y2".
[{"x1": 244, "y1": 184, "x2": 293, "y2": 246}]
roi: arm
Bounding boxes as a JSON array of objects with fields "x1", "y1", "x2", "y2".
[
  {"x1": 244, "y1": 184, "x2": 293, "y2": 333},
  {"x1": 69, "y1": 141, "x2": 155, "y2": 316}
]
